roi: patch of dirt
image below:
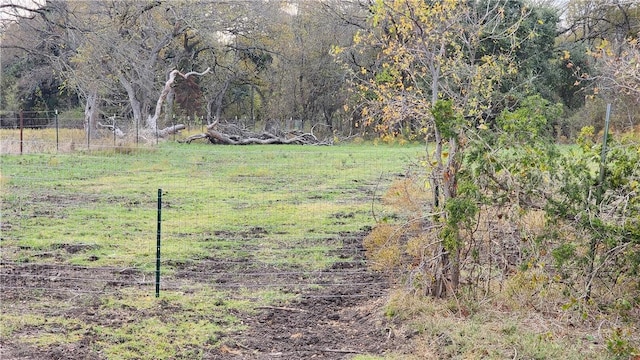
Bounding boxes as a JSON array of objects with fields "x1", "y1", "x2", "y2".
[
  {"x1": 0, "y1": 262, "x2": 144, "y2": 301},
  {"x1": 213, "y1": 280, "x2": 408, "y2": 359},
  {"x1": 0, "y1": 262, "x2": 142, "y2": 360},
  {"x1": 0, "y1": 232, "x2": 413, "y2": 359},
  {"x1": 50, "y1": 242, "x2": 101, "y2": 254},
  {"x1": 206, "y1": 232, "x2": 412, "y2": 359}
]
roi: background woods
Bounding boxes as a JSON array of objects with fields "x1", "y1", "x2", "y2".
[
  {"x1": 0, "y1": 0, "x2": 370, "y2": 139},
  {"x1": 2, "y1": 0, "x2": 639, "y2": 138}
]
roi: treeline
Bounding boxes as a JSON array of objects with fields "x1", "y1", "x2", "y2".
[
  {"x1": 0, "y1": 0, "x2": 638, "y2": 139},
  {"x1": 0, "y1": 1, "x2": 366, "y2": 138}
]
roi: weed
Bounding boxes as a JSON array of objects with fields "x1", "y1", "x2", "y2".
[{"x1": 606, "y1": 327, "x2": 639, "y2": 360}]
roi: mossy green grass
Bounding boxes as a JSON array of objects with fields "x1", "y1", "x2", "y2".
[{"x1": 0, "y1": 142, "x2": 421, "y2": 359}]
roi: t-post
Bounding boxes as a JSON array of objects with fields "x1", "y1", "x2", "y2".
[
  {"x1": 55, "y1": 109, "x2": 59, "y2": 152},
  {"x1": 156, "y1": 189, "x2": 162, "y2": 298}
]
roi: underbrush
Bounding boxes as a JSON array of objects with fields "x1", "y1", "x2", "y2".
[
  {"x1": 377, "y1": 288, "x2": 634, "y2": 360},
  {"x1": 363, "y1": 132, "x2": 640, "y2": 359}
]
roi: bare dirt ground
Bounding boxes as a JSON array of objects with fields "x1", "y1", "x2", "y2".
[
  {"x1": 208, "y1": 233, "x2": 411, "y2": 359},
  {"x1": 0, "y1": 232, "x2": 412, "y2": 359}
]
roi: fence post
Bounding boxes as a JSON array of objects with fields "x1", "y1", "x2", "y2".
[
  {"x1": 19, "y1": 110, "x2": 24, "y2": 155},
  {"x1": 54, "y1": 109, "x2": 59, "y2": 152},
  {"x1": 113, "y1": 115, "x2": 117, "y2": 147},
  {"x1": 156, "y1": 188, "x2": 162, "y2": 298}
]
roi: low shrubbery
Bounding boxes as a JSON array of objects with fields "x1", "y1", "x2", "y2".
[{"x1": 364, "y1": 97, "x2": 640, "y2": 358}]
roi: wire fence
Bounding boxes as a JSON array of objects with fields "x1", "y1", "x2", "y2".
[
  {"x1": 0, "y1": 110, "x2": 142, "y2": 154},
  {"x1": 0, "y1": 132, "x2": 420, "y2": 317},
  {"x1": 0, "y1": 110, "x2": 314, "y2": 155}
]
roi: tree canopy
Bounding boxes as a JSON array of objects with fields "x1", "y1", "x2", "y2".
[{"x1": 1, "y1": 0, "x2": 638, "y2": 137}]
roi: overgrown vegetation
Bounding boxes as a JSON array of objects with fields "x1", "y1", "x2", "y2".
[{"x1": 363, "y1": 97, "x2": 640, "y2": 357}]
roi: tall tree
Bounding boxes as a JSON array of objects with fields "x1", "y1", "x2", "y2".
[
  {"x1": 262, "y1": 1, "x2": 359, "y2": 133},
  {"x1": 348, "y1": 0, "x2": 530, "y2": 296},
  {"x1": 0, "y1": 0, "x2": 79, "y2": 113}
]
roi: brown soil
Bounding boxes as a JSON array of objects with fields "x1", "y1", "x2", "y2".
[
  {"x1": 0, "y1": 232, "x2": 412, "y2": 359},
  {"x1": 208, "y1": 274, "x2": 407, "y2": 359},
  {"x1": 207, "y1": 233, "x2": 409, "y2": 359}
]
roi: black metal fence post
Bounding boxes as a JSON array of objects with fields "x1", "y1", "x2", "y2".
[
  {"x1": 19, "y1": 110, "x2": 24, "y2": 155},
  {"x1": 55, "y1": 109, "x2": 59, "y2": 152},
  {"x1": 156, "y1": 189, "x2": 162, "y2": 298}
]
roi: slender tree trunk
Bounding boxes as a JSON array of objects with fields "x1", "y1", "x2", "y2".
[
  {"x1": 118, "y1": 74, "x2": 143, "y2": 127},
  {"x1": 445, "y1": 137, "x2": 460, "y2": 291},
  {"x1": 164, "y1": 88, "x2": 175, "y2": 125},
  {"x1": 84, "y1": 90, "x2": 99, "y2": 137},
  {"x1": 212, "y1": 78, "x2": 231, "y2": 125},
  {"x1": 427, "y1": 45, "x2": 462, "y2": 297}
]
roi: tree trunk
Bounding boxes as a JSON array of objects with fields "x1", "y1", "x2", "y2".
[
  {"x1": 164, "y1": 87, "x2": 175, "y2": 125},
  {"x1": 207, "y1": 78, "x2": 230, "y2": 125},
  {"x1": 84, "y1": 90, "x2": 99, "y2": 137},
  {"x1": 181, "y1": 123, "x2": 326, "y2": 145},
  {"x1": 426, "y1": 52, "x2": 462, "y2": 297},
  {"x1": 118, "y1": 73, "x2": 144, "y2": 127},
  {"x1": 444, "y1": 137, "x2": 461, "y2": 292}
]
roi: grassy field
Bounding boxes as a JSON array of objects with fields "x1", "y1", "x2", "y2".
[
  {"x1": 0, "y1": 137, "x2": 632, "y2": 359},
  {"x1": 1, "y1": 140, "x2": 424, "y2": 359}
]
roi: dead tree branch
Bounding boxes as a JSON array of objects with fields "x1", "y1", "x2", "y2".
[
  {"x1": 147, "y1": 67, "x2": 211, "y2": 136},
  {"x1": 179, "y1": 123, "x2": 330, "y2": 145},
  {"x1": 97, "y1": 121, "x2": 125, "y2": 137}
]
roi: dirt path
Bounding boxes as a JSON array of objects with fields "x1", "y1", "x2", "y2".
[
  {"x1": 207, "y1": 232, "x2": 411, "y2": 359},
  {"x1": 213, "y1": 275, "x2": 404, "y2": 359}
]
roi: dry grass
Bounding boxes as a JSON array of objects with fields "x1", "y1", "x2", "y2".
[
  {"x1": 363, "y1": 173, "x2": 639, "y2": 359},
  {"x1": 381, "y1": 289, "x2": 624, "y2": 360},
  {"x1": 0, "y1": 128, "x2": 161, "y2": 154}
]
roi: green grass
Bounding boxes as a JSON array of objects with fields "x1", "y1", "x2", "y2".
[
  {"x1": 1, "y1": 143, "x2": 421, "y2": 269},
  {"x1": 380, "y1": 291, "x2": 614, "y2": 360},
  {"x1": 0, "y1": 288, "x2": 250, "y2": 359},
  {"x1": 5, "y1": 143, "x2": 632, "y2": 360},
  {"x1": 0, "y1": 141, "x2": 422, "y2": 359},
  {"x1": 4, "y1": 141, "x2": 623, "y2": 359}
]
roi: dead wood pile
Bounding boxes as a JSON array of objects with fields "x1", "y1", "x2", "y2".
[{"x1": 180, "y1": 123, "x2": 330, "y2": 145}]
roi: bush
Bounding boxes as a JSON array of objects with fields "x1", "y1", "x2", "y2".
[{"x1": 364, "y1": 96, "x2": 640, "y2": 313}]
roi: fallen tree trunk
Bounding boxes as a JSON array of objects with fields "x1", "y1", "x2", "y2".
[
  {"x1": 180, "y1": 123, "x2": 329, "y2": 145},
  {"x1": 97, "y1": 121, "x2": 125, "y2": 137},
  {"x1": 156, "y1": 124, "x2": 186, "y2": 138}
]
